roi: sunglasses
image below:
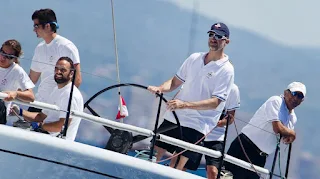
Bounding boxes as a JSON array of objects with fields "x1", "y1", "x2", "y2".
[
  {"x1": 289, "y1": 90, "x2": 304, "y2": 99},
  {"x1": 208, "y1": 33, "x2": 227, "y2": 40},
  {"x1": 0, "y1": 48, "x2": 17, "y2": 60},
  {"x1": 33, "y1": 23, "x2": 45, "y2": 29},
  {"x1": 34, "y1": 22, "x2": 59, "y2": 29}
]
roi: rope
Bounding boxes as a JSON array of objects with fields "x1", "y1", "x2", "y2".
[
  {"x1": 276, "y1": 136, "x2": 285, "y2": 179},
  {"x1": 110, "y1": 0, "x2": 124, "y2": 123},
  {"x1": 0, "y1": 148, "x2": 121, "y2": 178},
  {"x1": 156, "y1": 125, "x2": 218, "y2": 163},
  {"x1": 233, "y1": 119, "x2": 265, "y2": 179},
  {"x1": 110, "y1": 0, "x2": 121, "y2": 87}
]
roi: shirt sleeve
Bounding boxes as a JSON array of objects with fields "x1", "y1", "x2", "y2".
[
  {"x1": 265, "y1": 97, "x2": 282, "y2": 122},
  {"x1": 225, "y1": 85, "x2": 240, "y2": 111},
  {"x1": 18, "y1": 66, "x2": 35, "y2": 91},
  {"x1": 212, "y1": 69, "x2": 234, "y2": 101}
]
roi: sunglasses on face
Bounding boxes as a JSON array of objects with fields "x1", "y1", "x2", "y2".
[
  {"x1": 0, "y1": 48, "x2": 17, "y2": 60},
  {"x1": 34, "y1": 22, "x2": 59, "y2": 29},
  {"x1": 208, "y1": 33, "x2": 227, "y2": 40},
  {"x1": 33, "y1": 23, "x2": 44, "y2": 29},
  {"x1": 289, "y1": 90, "x2": 304, "y2": 99}
]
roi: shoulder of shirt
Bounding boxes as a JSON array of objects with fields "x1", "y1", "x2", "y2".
[
  {"x1": 188, "y1": 52, "x2": 205, "y2": 60},
  {"x1": 220, "y1": 61, "x2": 234, "y2": 74},
  {"x1": 36, "y1": 41, "x2": 46, "y2": 48},
  {"x1": 55, "y1": 35, "x2": 77, "y2": 47},
  {"x1": 266, "y1": 95, "x2": 283, "y2": 105},
  {"x1": 12, "y1": 63, "x2": 26, "y2": 73}
]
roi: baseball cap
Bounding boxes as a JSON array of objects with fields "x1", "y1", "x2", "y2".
[
  {"x1": 287, "y1": 82, "x2": 306, "y2": 97},
  {"x1": 207, "y1": 22, "x2": 230, "y2": 38}
]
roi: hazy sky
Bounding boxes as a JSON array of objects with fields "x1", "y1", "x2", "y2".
[{"x1": 167, "y1": 0, "x2": 320, "y2": 48}]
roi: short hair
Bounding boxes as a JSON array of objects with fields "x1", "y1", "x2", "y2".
[
  {"x1": 32, "y1": 8, "x2": 58, "y2": 33},
  {"x1": 57, "y1": 57, "x2": 75, "y2": 71}
]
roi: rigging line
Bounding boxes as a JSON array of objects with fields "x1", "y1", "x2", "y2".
[
  {"x1": 233, "y1": 119, "x2": 265, "y2": 179},
  {"x1": 110, "y1": 0, "x2": 121, "y2": 87},
  {"x1": 186, "y1": 0, "x2": 199, "y2": 57},
  {"x1": 0, "y1": 148, "x2": 122, "y2": 179},
  {"x1": 18, "y1": 56, "x2": 119, "y2": 84},
  {"x1": 156, "y1": 125, "x2": 218, "y2": 163},
  {"x1": 110, "y1": 0, "x2": 124, "y2": 123}
]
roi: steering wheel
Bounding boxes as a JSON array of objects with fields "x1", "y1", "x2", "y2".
[{"x1": 83, "y1": 83, "x2": 182, "y2": 153}]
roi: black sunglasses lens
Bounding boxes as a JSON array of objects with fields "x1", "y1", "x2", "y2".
[
  {"x1": 215, "y1": 35, "x2": 223, "y2": 39},
  {"x1": 292, "y1": 91, "x2": 304, "y2": 99}
]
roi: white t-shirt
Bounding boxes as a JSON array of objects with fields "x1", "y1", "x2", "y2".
[
  {"x1": 30, "y1": 35, "x2": 80, "y2": 102},
  {"x1": 205, "y1": 84, "x2": 240, "y2": 141},
  {"x1": 163, "y1": 52, "x2": 234, "y2": 134},
  {"x1": 0, "y1": 63, "x2": 35, "y2": 115},
  {"x1": 241, "y1": 95, "x2": 297, "y2": 154},
  {"x1": 42, "y1": 83, "x2": 83, "y2": 141}
]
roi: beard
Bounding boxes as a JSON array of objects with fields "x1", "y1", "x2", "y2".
[{"x1": 54, "y1": 75, "x2": 70, "y2": 84}]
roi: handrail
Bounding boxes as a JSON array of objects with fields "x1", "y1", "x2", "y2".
[
  {"x1": 0, "y1": 92, "x2": 271, "y2": 176},
  {"x1": 71, "y1": 110, "x2": 154, "y2": 137},
  {"x1": 0, "y1": 92, "x2": 60, "y2": 111}
]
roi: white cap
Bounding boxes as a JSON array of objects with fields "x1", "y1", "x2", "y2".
[{"x1": 287, "y1": 82, "x2": 306, "y2": 97}]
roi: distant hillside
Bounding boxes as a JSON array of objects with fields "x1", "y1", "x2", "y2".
[{"x1": 1, "y1": 0, "x2": 319, "y2": 178}]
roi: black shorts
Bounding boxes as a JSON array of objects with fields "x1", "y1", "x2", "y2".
[
  {"x1": 204, "y1": 141, "x2": 224, "y2": 167},
  {"x1": 28, "y1": 106, "x2": 42, "y2": 113},
  {"x1": 224, "y1": 134, "x2": 267, "y2": 179},
  {"x1": 154, "y1": 120, "x2": 204, "y2": 170},
  {"x1": 184, "y1": 141, "x2": 224, "y2": 170}
]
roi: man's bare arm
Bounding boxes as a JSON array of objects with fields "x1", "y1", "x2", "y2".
[
  {"x1": 167, "y1": 97, "x2": 222, "y2": 111},
  {"x1": 183, "y1": 97, "x2": 221, "y2": 110},
  {"x1": 22, "y1": 110, "x2": 47, "y2": 122},
  {"x1": 3, "y1": 89, "x2": 35, "y2": 102},
  {"x1": 42, "y1": 118, "x2": 72, "y2": 133},
  {"x1": 148, "y1": 76, "x2": 183, "y2": 93},
  {"x1": 272, "y1": 121, "x2": 296, "y2": 137},
  {"x1": 74, "y1": 63, "x2": 82, "y2": 88},
  {"x1": 29, "y1": 70, "x2": 41, "y2": 84},
  {"x1": 217, "y1": 110, "x2": 236, "y2": 127}
]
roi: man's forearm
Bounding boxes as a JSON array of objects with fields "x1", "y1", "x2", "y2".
[
  {"x1": 42, "y1": 120, "x2": 64, "y2": 133},
  {"x1": 272, "y1": 121, "x2": 296, "y2": 137},
  {"x1": 160, "y1": 77, "x2": 181, "y2": 93},
  {"x1": 184, "y1": 98, "x2": 221, "y2": 110},
  {"x1": 74, "y1": 64, "x2": 82, "y2": 87},
  {"x1": 17, "y1": 90, "x2": 35, "y2": 102},
  {"x1": 23, "y1": 110, "x2": 46, "y2": 122}
]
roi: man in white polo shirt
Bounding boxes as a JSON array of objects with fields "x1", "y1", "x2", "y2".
[
  {"x1": 148, "y1": 22, "x2": 234, "y2": 171},
  {"x1": 28, "y1": 8, "x2": 82, "y2": 113},
  {"x1": 12, "y1": 57, "x2": 83, "y2": 141},
  {"x1": 224, "y1": 82, "x2": 306, "y2": 179}
]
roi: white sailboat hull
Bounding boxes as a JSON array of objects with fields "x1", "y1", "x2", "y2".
[{"x1": 0, "y1": 125, "x2": 205, "y2": 179}]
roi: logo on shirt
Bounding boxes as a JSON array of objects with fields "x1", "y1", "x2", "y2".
[
  {"x1": 1, "y1": 79, "x2": 7, "y2": 86},
  {"x1": 206, "y1": 72, "x2": 214, "y2": 78},
  {"x1": 49, "y1": 56, "x2": 54, "y2": 62}
]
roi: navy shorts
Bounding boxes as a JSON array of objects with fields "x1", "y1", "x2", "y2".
[
  {"x1": 28, "y1": 106, "x2": 42, "y2": 113},
  {"x1": 154, "y1": 120, "x2": 204, "y2": 169},
  {"x1": 204, "y1": 141, "x2": 224, "y2": 167},
  {"x1": 185, "y1": 141, "x2": 224, "y2": 170}
]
